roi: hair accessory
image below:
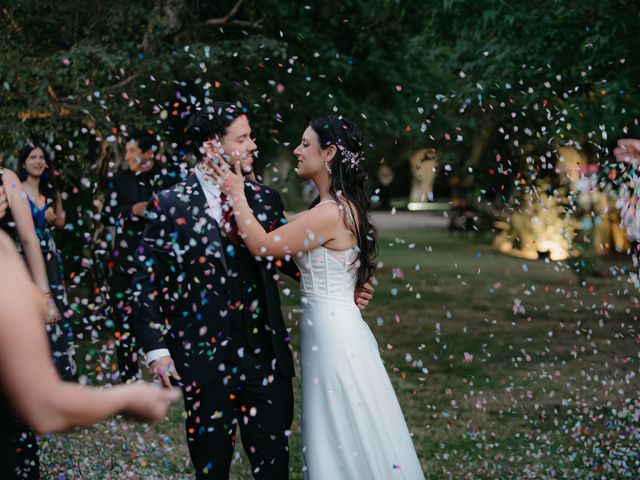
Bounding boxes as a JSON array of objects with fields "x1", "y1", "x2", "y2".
[{"x1": 336, "y1": 141, "x2": 364, "y2": 170}]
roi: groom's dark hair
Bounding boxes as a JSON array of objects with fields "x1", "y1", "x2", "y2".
[{"x1": 185, "y1": 101, "x2": 246, "y2": 159}]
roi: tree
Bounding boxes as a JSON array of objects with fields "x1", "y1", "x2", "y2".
[{"x1": 1, "y1": 0, "x2": 638, "y2": 206}]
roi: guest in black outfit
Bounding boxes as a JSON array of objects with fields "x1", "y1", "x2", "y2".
[{"x1": 102, "y1": 131, "x2": 177, "y2": 382}]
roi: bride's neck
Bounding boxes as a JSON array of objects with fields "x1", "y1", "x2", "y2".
[{"x1": 314, "y1": 174, "x2": 332, "y2": 201}]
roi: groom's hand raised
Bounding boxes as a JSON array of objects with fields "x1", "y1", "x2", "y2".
[{"x1": 149, "y1": 356, "x2": 182, "y2": 389}]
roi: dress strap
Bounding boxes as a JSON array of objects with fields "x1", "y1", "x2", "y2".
[{"x1": 316, "y1": 199, "x2": 337, "y2": 206}]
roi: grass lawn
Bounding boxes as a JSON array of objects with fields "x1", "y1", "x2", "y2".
[{"x1": 40, "y1": 229, "x2": 640, "y2": 478}]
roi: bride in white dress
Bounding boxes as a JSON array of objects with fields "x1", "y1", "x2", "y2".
[{"x1": 211, "y1": 115, "x2": 424, "y2": 479}]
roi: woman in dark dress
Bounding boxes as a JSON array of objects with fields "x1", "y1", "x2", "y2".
[{"x1": 17, "y1": 143, "x2": 77, "y2": 381}]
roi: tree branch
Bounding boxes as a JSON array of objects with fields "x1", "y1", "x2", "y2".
[
  {"x1": 224, "y1": 0, "x2": 246, "y2": 22},
  {"x1": 206, "y1": 17, "x2": 263, "y2": 29},
  {"x1": 2, "y1": 6, "x2": 36, "y2": 55},
  {"x1": 194, "y1": 0, "x2": 263, "y2": 30},
  {"x1": 103, "y1": 74, "x2": 140, "y2": 93}
]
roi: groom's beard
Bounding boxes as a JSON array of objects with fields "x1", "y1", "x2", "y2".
[
  {"x1": 199, "y1": 157, "x2": 253, "y2": 175},
  {"x1": 221, "y1": 151, "x2": 256, "y2": 176},
  {"x1": 240, "y1": 150, "x2": 257, "y2": 176},
  {"x1": 241, "y1": 164, "x2": 253, "y2": 175}
]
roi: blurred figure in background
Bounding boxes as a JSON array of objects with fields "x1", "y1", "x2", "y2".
[
  {"x1": 615, "y1": 138, "x2": 640, "y2": 166},
  {"x1": 102, "y1": 131, "x2": 177, "y2": 382},
  {"x1": 17, "y1": 142, "x2": 77, "y2": 381},
  {"x1": 615, "y1": 138, "x2": 640, "y2": 240}
]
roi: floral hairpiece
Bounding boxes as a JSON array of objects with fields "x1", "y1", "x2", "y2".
[{"x1": 336, "y1": 140, "x2": 364, "y2": 170}]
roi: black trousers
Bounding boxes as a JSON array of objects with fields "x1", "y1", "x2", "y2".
[
  {"x1": 182, "y1": 350, "x2": 293, "y2": 479},
  {"x1": 109, "y1": 269, "x2": 140, "y2": 382},
  {"x1": 0, "y1": 418, "x2": 39, "y2": 479}
]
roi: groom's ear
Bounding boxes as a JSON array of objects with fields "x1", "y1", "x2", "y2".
[{"x1": 203, "y1": 138, "x2": 224, "y2": 161}]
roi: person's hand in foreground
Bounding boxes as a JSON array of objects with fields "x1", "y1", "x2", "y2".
[{"x1": 0, "y1": 232, "x2": 180, "y2": 433}]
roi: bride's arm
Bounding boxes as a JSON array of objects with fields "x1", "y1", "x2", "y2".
[
  {"x1": 271, "y1": 192, "x2": 301, "y2": 281},
  {"x1": 218, "y1": 164, "x2": 338, "y2": 258},
  {"x1": 235, "y1": 196, "x2": 338, "y2": 258},
  {"x1": 283, "y1": 210, "x2": 303, "y2": 222}
]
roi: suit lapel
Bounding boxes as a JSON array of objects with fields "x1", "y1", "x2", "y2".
[
  {"x1": 183, "y1": 175, "x2": 228, "y2": 273},
  {"x1": 183, "y1": 179, "x2": 271, "y2": 274}
]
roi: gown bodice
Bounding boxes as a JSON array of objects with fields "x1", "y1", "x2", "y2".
[{"x1": 294, "y1": 246, "x2": 358, "y2": 303}]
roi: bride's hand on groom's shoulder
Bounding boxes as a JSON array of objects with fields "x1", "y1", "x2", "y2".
[
  {"x1": 354, "y1": 281, "x2": 374, "y2": 310},
  {"x1": 149, "y1": 356, "x2": 182, "y2": 389}
]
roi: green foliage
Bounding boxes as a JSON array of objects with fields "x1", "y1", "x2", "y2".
[
  {"x1": 1, "y1": 0, "x2": 638, "y2": 200},
  {"x1": 415, "y1": 0, "x2": 640, "y2": 181}
]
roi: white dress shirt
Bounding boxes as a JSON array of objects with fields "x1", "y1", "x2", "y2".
[
  {"x1": 144, "y1": 165, "x2": 225, "y2": 366},
  {"x1": 194, "y1": 164, "x2": 224, "y2": 222}
]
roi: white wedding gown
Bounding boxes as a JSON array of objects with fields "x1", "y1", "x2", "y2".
[{"x1": 295, "y1": 241, "x2": 424, "y2": 479}]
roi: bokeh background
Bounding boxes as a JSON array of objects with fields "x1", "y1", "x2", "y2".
[{"x1": 2, "y1": 1, "x2": 640, "y2": 477}]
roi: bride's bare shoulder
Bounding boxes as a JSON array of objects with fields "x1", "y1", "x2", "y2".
[
  {"x1": 311, "y1": 199, "x2": 361, "y2": 224},
  {"x1": 311, "y1": 200, "x2": 343, "y2": 218}
]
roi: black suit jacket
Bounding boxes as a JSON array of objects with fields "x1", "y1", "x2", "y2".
[
  {"x1": 132, "y1": 174, "x2": 299, "y2": 385},
  {"x1": 103, "y1": 166, "x2": 178, "y2": 273}
]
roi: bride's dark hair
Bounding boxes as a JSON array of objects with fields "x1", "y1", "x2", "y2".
[{"x1": 309, "y1": 115, "x2": 377, "y2": 288}]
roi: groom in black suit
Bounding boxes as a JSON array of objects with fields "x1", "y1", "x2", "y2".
[{"x1": 132, "y1": 102, "x2": 298, "y2": 479}]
